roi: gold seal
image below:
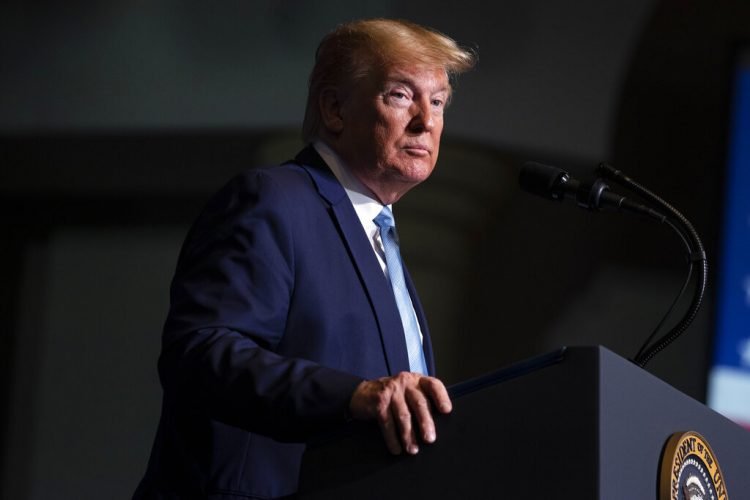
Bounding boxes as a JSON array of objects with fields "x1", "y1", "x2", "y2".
[{"x1": 660, "y1": 431, "x2": 728, "y2": 500}]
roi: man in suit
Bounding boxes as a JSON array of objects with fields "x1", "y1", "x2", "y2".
[{"x1": 134, "y1": 18, "x2": 476, "y2": 499}]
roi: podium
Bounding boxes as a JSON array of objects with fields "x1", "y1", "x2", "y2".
[{"x1": 298, "y1": 346, "x2": 750, "y2": 499}]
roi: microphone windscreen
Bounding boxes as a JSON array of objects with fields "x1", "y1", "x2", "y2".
[{"x1": 519, "y1": 162, "x2": 568, "y2": 199}]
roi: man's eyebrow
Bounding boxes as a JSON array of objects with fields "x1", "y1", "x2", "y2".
[{"x1": 384, "y1": 76, "x2": 416, "y2": 87}]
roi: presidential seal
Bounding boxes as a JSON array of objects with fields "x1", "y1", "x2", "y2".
[{"x1": 660, "y1": 431, "x2": 729, "y2": 500}]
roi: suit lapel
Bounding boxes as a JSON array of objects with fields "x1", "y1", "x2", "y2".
[{"x1": 293, "y1": 147, "x2": 411, "y2": 375}]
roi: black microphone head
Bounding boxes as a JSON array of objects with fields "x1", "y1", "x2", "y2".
[{"x1": 519, "y1": 161, "x2": 570, "y2": 200}]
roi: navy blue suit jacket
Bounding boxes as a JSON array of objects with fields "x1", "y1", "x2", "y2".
[{"x1": 134, "y1": 147, "x2": 434, "y2": 499}]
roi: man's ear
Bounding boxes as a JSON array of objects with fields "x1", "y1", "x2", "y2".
[{"x1": 319, "y1": 87, "x2": 345, "y2": 134}]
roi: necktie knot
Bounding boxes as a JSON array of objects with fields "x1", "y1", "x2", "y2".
[
  {"x1": 375, "y1": 206, "x2": 401, "y2": 247},
  {"x1": 373, "y1": 206, "x2": 395, "y2": 230}
]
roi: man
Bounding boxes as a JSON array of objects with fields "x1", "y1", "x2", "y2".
[{"x1": 134, "y1": 18, "x2": 475, "y2": 499}]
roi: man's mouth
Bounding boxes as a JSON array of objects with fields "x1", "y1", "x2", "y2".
[{"x1": 403, "y1": 145, "x2": 430, "y2": 156}]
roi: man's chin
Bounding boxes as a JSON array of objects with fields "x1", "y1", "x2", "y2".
[
  {"x1": 401, "y1": 164, "x2": 436, "y2": 185},
  {"x1": 390, "y1": 157, "x2": 436, "y2": 181}
]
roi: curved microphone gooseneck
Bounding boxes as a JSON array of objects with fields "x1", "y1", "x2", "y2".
[{"x1": 595, "y1": 164, "x2": 708, "y2": 368}]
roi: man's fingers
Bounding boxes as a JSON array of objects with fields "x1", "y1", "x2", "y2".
[
  {"x1": 377, "y1": 408, "x2": 402, "y2": 455},
  {"x1": 405, "y1": 386, "x2": 436, "y2": 444},
  {"x1": 390, "y1": 390, "x2": 419, "y2": 455},
  {"x1": 419, "y1": 376, "x2": 452, "y2": 414}
]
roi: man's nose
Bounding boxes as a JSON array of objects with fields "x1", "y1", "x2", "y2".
[{"x1": 409, "y1": 98, "x2": 435, "y2": 132}]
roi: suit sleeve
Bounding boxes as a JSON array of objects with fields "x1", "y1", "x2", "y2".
[{"x1": 157, "y1": 169, "x2": 364, "y2": 442}]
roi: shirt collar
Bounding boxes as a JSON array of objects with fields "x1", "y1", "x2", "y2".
[{"x1": 312, "y1": 140, "x2": 389, "y2": 224}]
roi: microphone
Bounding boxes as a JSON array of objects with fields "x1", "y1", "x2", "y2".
[
  {"x1": 519, "y1": 161, "x2": 665, "y2": 221},
  {"x1": 518, "y1": 160, "x2": 708, "y2": 368}
]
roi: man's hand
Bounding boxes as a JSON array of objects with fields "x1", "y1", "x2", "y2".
[{"x1": 348, "y1": 372, "x2": 452, "y2": 455}]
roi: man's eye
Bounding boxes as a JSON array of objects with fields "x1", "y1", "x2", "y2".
[
  {"x1": 431, "y1": 99, "x2": 444, "y2": 107},
  {"x1": 391, "y1": 91, "x2": 408, "y2": 100}
]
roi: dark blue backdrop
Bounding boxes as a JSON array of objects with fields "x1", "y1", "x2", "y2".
[{"x1": 709, "y1": 49, "x2": 750, "y2": 428}]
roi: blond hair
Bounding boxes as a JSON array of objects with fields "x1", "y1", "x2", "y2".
[{"x1": 302, "y1": 18, "x2": 476, "y2": 142}]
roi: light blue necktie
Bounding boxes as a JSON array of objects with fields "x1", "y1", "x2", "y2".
[{"x1": 374, "y1": 206, "x2": 428, "y2": 375}]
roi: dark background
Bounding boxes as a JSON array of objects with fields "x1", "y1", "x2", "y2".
[{"x1": 2, "y1": 0, "x2": 749, "y2": 498}]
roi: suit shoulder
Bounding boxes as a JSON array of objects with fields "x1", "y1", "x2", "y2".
[
  {"x1": 228, "y1": 162, "x2": 310, "y2": 192},
  {"x1": 198, "y1": 163, "x2": 314, "y2": 216}
]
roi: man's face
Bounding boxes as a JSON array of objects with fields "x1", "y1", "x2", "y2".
[{"x1": 336, "y1": 65, "x2": 450, "y2": 204}]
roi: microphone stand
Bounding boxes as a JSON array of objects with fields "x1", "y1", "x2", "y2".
[{"x1": 596, "y1": 164, "x2": 708, "y2": 368}]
